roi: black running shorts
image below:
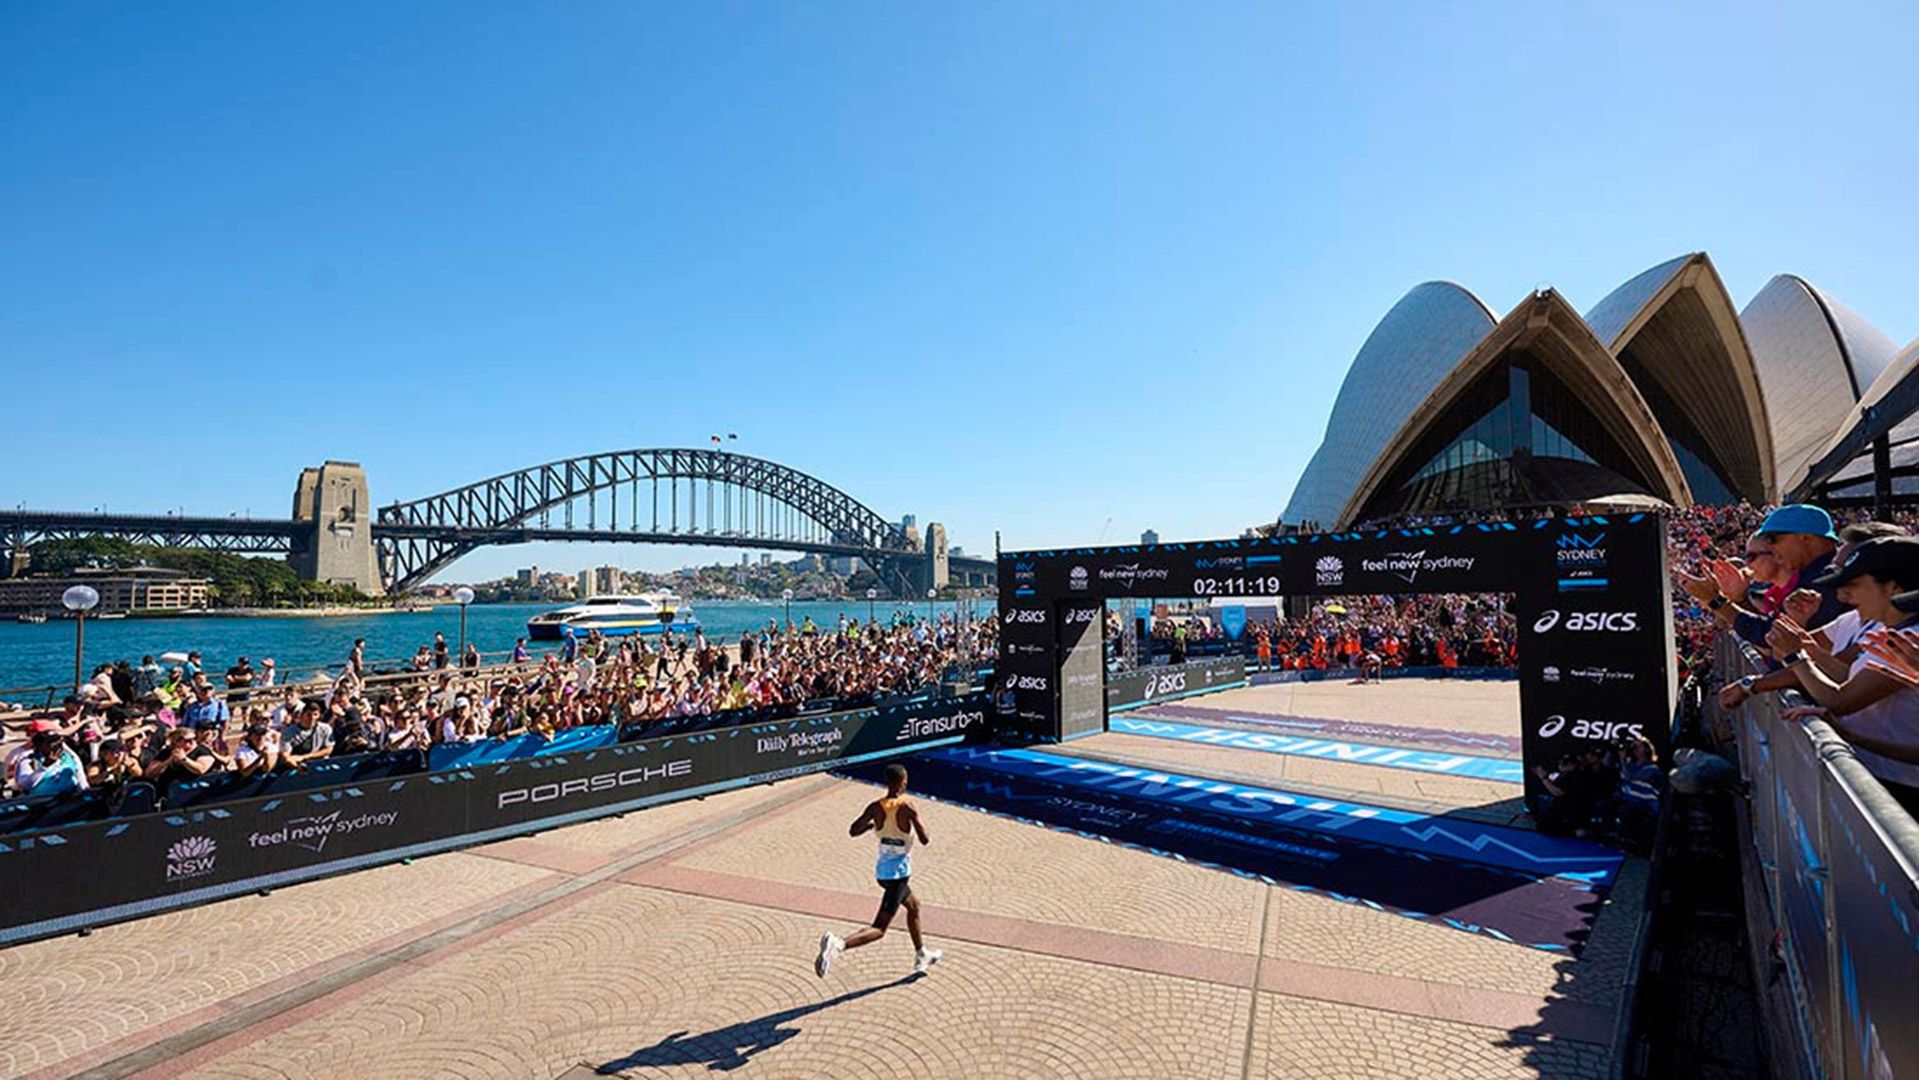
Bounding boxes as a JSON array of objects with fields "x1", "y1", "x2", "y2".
[{"x1": 873, "y1": 877, "x2": 912, "y2": 928}]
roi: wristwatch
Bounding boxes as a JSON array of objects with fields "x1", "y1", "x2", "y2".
[
  {"x1": 1782, "y1": 650, "x2": 1808, "y2": 666},
  {"x1": 1709, "y1": 596, "x2": 1730, "y2": 611},
  {"x1": 1737, "y1": 675, "x2": 1758, "y2": 692}
]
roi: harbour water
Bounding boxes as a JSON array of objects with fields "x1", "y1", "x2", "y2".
[{"x1": 0, "y1": 598, "x2": 987, "y2": 697}]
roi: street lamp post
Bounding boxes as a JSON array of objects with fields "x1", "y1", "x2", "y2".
[
  {"x1": 453, "y1": 586, "x2": 475, "y2": 666},
  {"x1": 782, "y1": 588, "x2": 794, "y2": 633},
  {"x1": 866, "y1": 587, "x2": 877, "y2": 625},
  {"x1": 926, "y1": 587, "x2": 937, "y2": 626},
  {"x1": 62, "y1": 585, "x2": 100, "y2": 691}
]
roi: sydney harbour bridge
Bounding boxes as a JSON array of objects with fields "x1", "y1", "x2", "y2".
[{"x1": 0, "y1": 449, "x2": 994, "y2": 596}]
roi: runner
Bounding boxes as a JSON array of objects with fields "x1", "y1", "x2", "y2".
[{"x1": 815, "y1": 764, "x2": 942, "y2": 978}]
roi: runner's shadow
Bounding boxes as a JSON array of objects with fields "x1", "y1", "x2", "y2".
[{"x1": 596, "y1": 975, "x2": 918, "y2": 1074}]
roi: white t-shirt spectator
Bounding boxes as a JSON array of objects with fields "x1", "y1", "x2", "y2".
[
  {"x1": 1846, "y1": 641, "x2": 1919, "y2": 787},
  {"x1": 13, "y1": 747, "x2": 89, "y2": 797},
  {"x1": 1824, "y1": 609, "x2": 1867, "y2": 656}
]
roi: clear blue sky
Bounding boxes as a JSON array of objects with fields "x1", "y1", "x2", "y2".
[{"x1": 4, "y1": 2, "x2": 1913, "y2": 582}]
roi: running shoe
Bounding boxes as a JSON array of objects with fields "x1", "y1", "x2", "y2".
[
  {"x1": 913, "y1": 948, "x2": 942, "y2": 974},
  {"x1": 815, "y1": 932, "x2": 842, "y2": 978}
]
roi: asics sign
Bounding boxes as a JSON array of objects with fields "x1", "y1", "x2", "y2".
[
  {"x1": 1010, "y1": 674, "x2": 1049, "y2": 691},
  {"x1": 1536, "y1": 715, "x2": 1644, "y2": 741},
  {"x1": 1531, "y1": 609, "x2": 1639, "y2": 634}
]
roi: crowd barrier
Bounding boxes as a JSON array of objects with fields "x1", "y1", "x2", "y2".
[
  {"x1": 0, "y1": 693, "x2": 991, "y2": 947},
  {"x1": 1709, "y1": 637, "x2": 1919, "y2": 1080},
  {"x1": 1105, "y1": 656, "x2": 1247, "y2": 711}
]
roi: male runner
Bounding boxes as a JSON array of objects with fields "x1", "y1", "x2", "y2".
[{"x1": 815, "y1": 763, "x2": 942, "y2": 977}]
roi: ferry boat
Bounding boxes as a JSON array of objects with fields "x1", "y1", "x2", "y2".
[{"x1": 525, "y1": 593, "x2": 698, "y2": 640}]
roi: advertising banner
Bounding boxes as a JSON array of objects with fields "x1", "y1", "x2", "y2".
[
  {"x1": 1825, "y1": 775, "x2": 1919, "y2": 1080},
  {"x1": 1056, "y1": 601, "x2": 1105, "y2": 741},
  {"x1": 0, "y1": 695, "x2": 990, "y2": 947},
  {"x1": 1105, "y1": 657, "x2": 1247, "y2": 711}
]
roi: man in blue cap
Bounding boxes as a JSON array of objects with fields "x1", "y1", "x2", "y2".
[{"x1": 1679, "y1": 504, "x2": 1845, "y2": 651}]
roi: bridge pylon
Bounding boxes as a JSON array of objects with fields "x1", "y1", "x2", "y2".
[{"x1": 289, "y1": 462, "x2": 384, "y2": 596}]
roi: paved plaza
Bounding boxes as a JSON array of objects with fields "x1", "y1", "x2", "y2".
[{"x1": 2, "y1": 679, "x2": 1636, "y2": 1079}]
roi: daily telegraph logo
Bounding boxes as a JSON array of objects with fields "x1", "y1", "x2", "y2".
[
  {"x1": 1099, "y1": 563, "x2": 1170, "y2": 591},
  {"x1": 165, "y1": 835, "x2": 218, "y2": 882},
  {"x1": 496, "y1": 759, "x2": 692, "y2": 810},
  {"x1": 757, "y1": 729, "x2": 845, "y2": 758},
  {"x1": 248, "y1": 810, "x2": 400, "y2": 854},
  {"x1": 1314, "y1": 555, "x2": 1344, "y2": 586},
  {"x1": 1068, "y1": 566, "x2": 1090, "y2": 591},
  {"x1": 1007, "y1": 642, "x2": 1049, "y2": 656},
  {"x1": 1359, "y1": 550, "x2": 1474, "y2": 585}
]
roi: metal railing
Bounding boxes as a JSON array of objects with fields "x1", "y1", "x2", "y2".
[{"x1": 1707, "y1": 636, "x2": 1919, "y2": 1080}]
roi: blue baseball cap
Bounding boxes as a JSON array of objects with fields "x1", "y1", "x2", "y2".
[{"x1": 1759, "y1": 504, "x2": 1838, "y2": 541}]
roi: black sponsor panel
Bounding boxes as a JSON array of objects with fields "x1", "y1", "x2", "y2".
[
  {"x1": 1513, "y1": 517, "x2": 1674, "y2": 807},
  {"x1": 0, "y1": 696, "x2": 989, "y2": 946},
  {"x1": 1105, "y1": 657, "x2": 1246, "y2": 710}
]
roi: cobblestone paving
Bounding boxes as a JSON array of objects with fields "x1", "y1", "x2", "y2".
[
  {"x1": 1253, "y1": 996, "x2": 1610, "y2": 1080},
  {"x1": 673, "y1": 780, "x2": 1271, "y2": 956},
  {"x1": 6, "y1": 681, "x2": 1637, "y2": 1080},
  {"x1": 0, "y1": 853, "x2": 555, "y2": 1080}
]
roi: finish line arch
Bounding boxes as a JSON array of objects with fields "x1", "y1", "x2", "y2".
[{"x1": 996, "y1": 515, "x2": 1675, "y2": 811}]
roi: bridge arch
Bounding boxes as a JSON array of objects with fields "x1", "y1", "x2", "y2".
[{"x1": 374, "y1": 449, "x2": 915, "y2": 592}]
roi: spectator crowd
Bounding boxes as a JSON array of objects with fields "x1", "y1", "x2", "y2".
[{"x1": 4, "y1": 612, "x2": 995, "y2": 805}]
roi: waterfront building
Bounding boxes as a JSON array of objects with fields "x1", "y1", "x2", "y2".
[
  {"x1": 0, "y1": 566, "x2": 210, "y2": 614},
  {"x1": 1141, "y1": 529, "x2": 1160, "y2": 545}
]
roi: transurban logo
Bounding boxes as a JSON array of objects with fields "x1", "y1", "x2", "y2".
[
  {"x1": 1314, "y1": 555, "x2": 1344, "y2": 586},
  {"x1": 1532, "y1": 609, "x2": 1639, "y2": 633},
  {"x1": 165, "y1": 835, "x2": 218, "y2": 882},
  {"x1": 757, "y1": 730, "x2": 844, "y2": 757},
  {"x1": 1358, "y1": 550, "x2": 1474, "y2": 585},
  {"x1": 496, "y1": 759, "x2": 692, "y2": 810},
  {"x1": 898, "y1": 711, "x2": 983, "y2": 741},
  {"x1": 1537, "y1": 715, "x2": 1644, "y2": 741},
  {"x1": 248, "y1": 810, "x2": 399, "y2": 854},
  {"x1": 1098, "y1": 563, "x2": 1170, "y2": 590},
  {"x1": 1068, "y1": 566, "x2": 1089, "y2": 591}
]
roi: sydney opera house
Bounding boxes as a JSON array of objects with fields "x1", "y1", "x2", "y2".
[{"x1": 1281, "y1": 252, "x2": 1918, "y2": 530}]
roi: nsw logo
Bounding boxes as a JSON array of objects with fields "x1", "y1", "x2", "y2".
[
  {"x1": 1314, "y1": 555, "x2": 1344, "y2": 587},
  {"x1": 165, "y1": 835, "x2": 218, "y2": 882}
]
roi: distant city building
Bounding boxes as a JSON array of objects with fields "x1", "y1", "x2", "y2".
[
  {"x1": 1141, "y1": 530, "x2": 1160, "y2": 546},
  {"x1": 588, "y1": 566, "x2": 623, "y2": 595},
  {"x1": 829, "y1": 556, "x2": 865, "y2": 576},
  {"x1": 0, "y1": 566, "x2": 210, "y2": 614},
  {"x1": 515, "y1": 567, "x2": 536, "y2": 585},
  {"x1": 760, "y1": 553, "x2": 772, "y2": 567}
]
